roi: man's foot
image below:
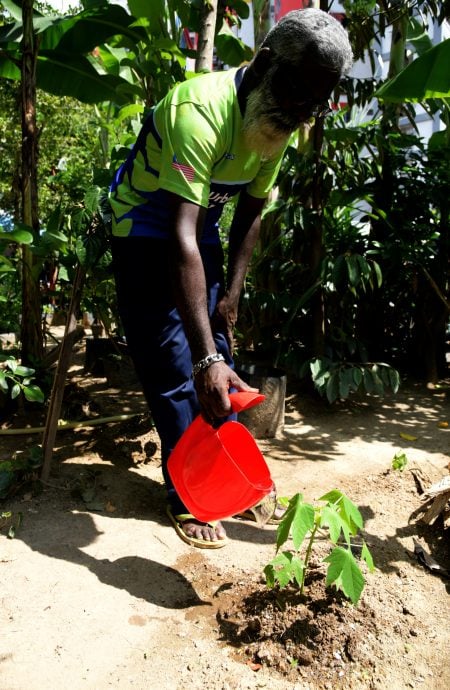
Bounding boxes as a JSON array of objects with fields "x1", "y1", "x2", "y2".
[
  {"x1": 166, "y1": 507, "x2": 228, "y2": 549},
  {"x1": 234, "y1": 489, "x2": 287, "y2": 525}
]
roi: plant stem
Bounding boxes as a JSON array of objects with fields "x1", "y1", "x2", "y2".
[{"x1": 300, "y1": 523, "x2": 319, "y2": 597}]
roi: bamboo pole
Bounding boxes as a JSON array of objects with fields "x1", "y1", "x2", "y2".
[{"x1": 40, "y1": 263, "x2": 85, "y2": 481}]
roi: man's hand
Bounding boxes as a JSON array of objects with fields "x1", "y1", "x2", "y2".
[
  {"x1": 211, "y1": 295, "x2": 238, "y2": 352},
  {"x1": 194, "y1": 361, "x2": 258, "y2": 424}
]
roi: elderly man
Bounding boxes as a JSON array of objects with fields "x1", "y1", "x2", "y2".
[{"x1": 109, "y1": 9, "x2": 353, "y2": 547}]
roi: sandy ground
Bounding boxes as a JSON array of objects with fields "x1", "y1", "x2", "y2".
[{"x1": 0, "y1": 346, "x2": 449, "y2": 690}]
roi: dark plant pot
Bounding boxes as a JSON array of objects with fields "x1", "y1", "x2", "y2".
[
  {"x1": 235, "y1": 363, "x2": 287, "y2": 439},
  {"x1": 91, "y1": 323, "x2": 105, "y2": 338}
]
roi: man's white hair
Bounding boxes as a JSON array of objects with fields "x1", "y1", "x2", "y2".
[{"x1": 260, "y1": 8, "x2": 353, "y2": 74}]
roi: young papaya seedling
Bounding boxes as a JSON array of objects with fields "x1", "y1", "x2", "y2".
[{"x1": 264, "y1": 490, "x2": 374, "y2": 605}]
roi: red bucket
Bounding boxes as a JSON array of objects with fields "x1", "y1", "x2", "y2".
[{"x1": 167, "y1": 392, "x2": 273, "y2": 522}]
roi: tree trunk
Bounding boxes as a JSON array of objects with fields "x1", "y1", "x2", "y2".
[
  {"x1": 195, "y1": 0, "x2": 218, "y2": 73},
  {"x1": 20, "y1": 0, "x2": 44, "y2": 366}
]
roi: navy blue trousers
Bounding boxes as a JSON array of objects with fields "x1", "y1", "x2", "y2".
[{"x1": 111, "y1": 236, "x2": 235, "y2": 515}]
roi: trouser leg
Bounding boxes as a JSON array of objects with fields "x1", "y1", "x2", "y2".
[{"x1": 111, "y1": 236, "x2": 233, "y2": 515}]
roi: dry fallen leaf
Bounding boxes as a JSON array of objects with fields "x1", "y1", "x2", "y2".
[
  {"x1": 437, "y1": 421, "x2": 448, "y2": 429},
  {"x1": 106, "y1": 501, "x2": 117, "y2": 513},
  {"x1": 400, "y1": 432, "x2": 418, "y2": 441}
]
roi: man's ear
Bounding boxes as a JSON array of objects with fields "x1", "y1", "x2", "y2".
[{"x1": 250, "y1": 47, "x2": 272, "y2": 78}]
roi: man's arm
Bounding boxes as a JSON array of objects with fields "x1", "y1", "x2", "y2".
[
  {"x1": 168, "y1": 193, "x2": 257, "y2": 423},
  {"x1": 213, "y1": 191, "x2": 266, "y2": 348}
]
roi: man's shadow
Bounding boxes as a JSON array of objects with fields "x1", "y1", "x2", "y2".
[{"x1": 15, "y1": 462, "x2": 209, "y2": 609}]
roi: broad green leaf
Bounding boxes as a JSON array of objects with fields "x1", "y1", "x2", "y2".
[
  {"x1": 361, "y1": 542, "x2": 375, "y2": 573},
  {"x1": 372, "y1": 260, "x2": 383, "y2": 288},
  {"x1": 11, "y1": 383, "x2": 21, "y2": 400},
  {"x1": 324, "y1": 546, "x2": 365, "y2": 605},
  {"x1": 369, "y1": 367, "x2": 384, "y2": 396},
  {"x1": 1, "y1": 0, "x2": 23, "y2": 22},
  {"x1": 290, "y1": 502, "x2": 315, "y2": 551},
  {"x1": 263, "y1": 562, "x2": 276, "y2": 588},
  {"x1": 339, "y1": 494, "x2": 363, "y2": 534},
  {"x1": 37, "y1": 52, "x2": 130, "y2": 105},
  {"x1": 129, "y1": 0, "x2": 165, "y2": 25},
  {"x1": 352, "y1": 367, "x2": 363, "y2": 388},
  {"x1": 331, "y1": 254, "x2": 346, "y2": 288},
  {"x1": 376, "y1": 39, "x2": 450, "y2": 102},
  {"x1": 309, "y1": 359, "x2": 320, "y2": 379},
  {"x1": 46, "y1": 6, "x2": 144, "y2": 53},
  {"x1": 84, "y1": 186, "x2": 101, "y2": 214},
  {"x1": 0, "y1": 229, "x2": 33, "y2": 244},
  {"x1": 319, "y1": 489, "x2": 343, "y2": 504},
  {"x1": 363, "y1": 368, "x2": 375, "y2": 394},
  {"x1": 319, "y1": 490, "x2": 363, "y2": 537},
  {"x1": 388, "y1": 368, "x2": 400, "y2": 393},
  {"x1": 23, "y1": 385, "x2": 45, "y2": 403},
  {"x1": 0, "y1": 53, "x2": 21, "y2": 80},
  {"x1": 215, "y1": 20, "x2": 253, "y2": 67},
  {"x1": 326, "y1": 371, "x2": 339, "y2": 404},
  {"x1": 115, "y1": 103, "x2": 145, "y2": 123},
  {"x1": 272, "y1": 552, "x2": 304, "y2": 588},
  {"x1": 265, "y1": 551, "x2": 295, "y2": 588},
  {"x1": 320, "y1": 505, "x2": 343, "y2": 544},
  {"x1": 228, "y1": 0, "x2": 250, "y2": 20},
  {"x1": 0, "y1": 371, "x2": 8, "y2": 392},
  {"x1": 290, "y1": 555, "x2": 305, "y2": 588},
  {"x1": 13, "y1": 365, "x2": 36, "y2": 377},
  {"x1": 339, "y1": 368, "x2": 353, "y2": 399},
  {"x1": 0, "y1": 264, "x2": 15, "y2": 273},
  {"x1": 276, "y1": 492, "x2": 312, "y2": 551},
  {"x1": 407, "y1": 17, "x2": 433, "y2": 56},
  {"x1": 5, "y1": 357, "x2": 16, "y2": 373},
  {"x1": 345, "y1": 254, "x2": 360, "y2": 286}
]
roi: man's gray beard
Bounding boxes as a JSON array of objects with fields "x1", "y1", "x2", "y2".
[{"x1": 242, "y1": 87, "x2": 290, "y2": 159}]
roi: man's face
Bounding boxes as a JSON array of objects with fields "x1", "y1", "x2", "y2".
[{"x1": 243, "y1": 54, "x2": 340, "y2": 156}]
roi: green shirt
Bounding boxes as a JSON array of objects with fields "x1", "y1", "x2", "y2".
[{"x1": 110, "y1": 67, "x2": 285, "y2": 243}]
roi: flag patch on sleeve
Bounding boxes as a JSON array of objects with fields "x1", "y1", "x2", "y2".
[{"x1": 171, "y1": 155, "x2": 195, "y2": 181}]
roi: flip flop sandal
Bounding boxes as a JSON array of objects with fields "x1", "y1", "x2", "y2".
[{"x1": 166, "y1": 506, "x2": 228, "y2": 549}]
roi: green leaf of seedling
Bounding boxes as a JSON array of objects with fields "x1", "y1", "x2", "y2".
[
  {"x1": 276, "y1": 493, "x2": 314, "y2": 552},
  {"x1": 361, "y1": 541, "x2": 375, "y2": 573},
  {"x1": 275, "y1": 493, "x2": 299, "y2": 549},
  {"x1": 320, "y1": 504, "x2": 344, "y2": 544},
  {"x1": 291, "y1": 502, "x2": 315, "y2": 551},
  {"x1": 319, "y1": 491, "x2": 363, "y2": 542},
  {"x1": 264, "y1": 562, "x2": 276, "y2": 588},
  {"x1": 324, "y1": 546, "x2": 365, "y2": 605},
  {"x1": 264, "y1": 551, "x2": 305, "y2": 589},
  {"x1": 392, "y1": 451, "x2": 408, "y2": 472}
]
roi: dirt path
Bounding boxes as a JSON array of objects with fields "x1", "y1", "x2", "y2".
[{"x1": 1, "y1": 352, "x2": 449, "y2": 690}]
